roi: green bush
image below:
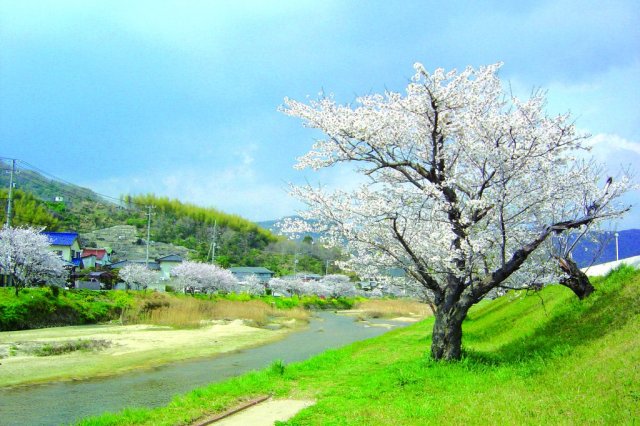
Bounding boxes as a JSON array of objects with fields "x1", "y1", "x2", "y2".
[{"x1": 0, "y1": 288, "x2": 137, "y2": 331}]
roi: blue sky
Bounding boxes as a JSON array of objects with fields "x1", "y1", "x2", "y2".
[{"x1": 1, "y1": 0, "x2": 638, "y2": 228}]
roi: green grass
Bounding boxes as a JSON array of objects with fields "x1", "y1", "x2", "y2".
[{"x1": 78, "y1": 265, "x2": 640, "y2": 425}]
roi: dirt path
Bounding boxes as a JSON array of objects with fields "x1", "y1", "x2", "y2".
[{"x1": 213, "y1": 399, "x2": 315, "y2": 426}]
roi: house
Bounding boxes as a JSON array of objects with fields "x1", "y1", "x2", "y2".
[
  {"x1": 108, "y1": 255, "x2": 183, "y2": 291},
  {"x1": 81, "y1": 254, "x2": 97, "y2": 269},
  {"x1": 74, "y1": 271, "x2": 114, "y2": 290},
  {"x1": 81, "y1": 248, "x2": 113, "y2": 267},
  {"x1": 109, "y1": 260, "x2": 161, "y2": 271},
  {"x1": 109, "y1": 255, "x2": 182, "y2": 279},
  {"x1": 156, "y1": 254, "x2": 183, "y2": 280},
  {"x1": 229, "y1": 267, "x2": 274, "y2": 283},
  {"x1": 294, "y1": 272, "x2": 322, "y2": 281},
  {"x1": 42, "y1": 232, "x2": 82, "y2": 267},
  {"x1": 359, "y1": 268, "x2": 407, "y2": 291}
]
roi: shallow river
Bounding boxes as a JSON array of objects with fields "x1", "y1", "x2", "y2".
[{"x1": 0, "y1": 313, "x2": 408, "y2": 425}]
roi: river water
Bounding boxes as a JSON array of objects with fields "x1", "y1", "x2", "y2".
[{"x1": 0, "y1": 313, "x2": 407, "y2": 425}]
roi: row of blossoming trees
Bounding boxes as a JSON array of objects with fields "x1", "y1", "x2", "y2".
[
  {"x1": 163, "y1": 260, "x2": 406, "y2": 298},
  {"x1": 0, "y1": 230, "x2": 397, "y2": 299}
]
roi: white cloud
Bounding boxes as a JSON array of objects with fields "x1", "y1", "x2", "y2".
[
  {"x1": 588, "y1": 134, "x2": 640, "y2": 156},
  {"x1": 84, "y1": 160, "x2": 301, "y2": 222}
]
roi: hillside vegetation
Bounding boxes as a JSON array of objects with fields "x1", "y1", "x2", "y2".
[
  {"x1": 81, "y1": 266, "x2": 639, "y2": 425},
  {"x1": 122, "y1": 194, "x2": 277, "y2": 263},
  {"x1": 0, "y1": 160, "x2": 338, "y2": 272}
]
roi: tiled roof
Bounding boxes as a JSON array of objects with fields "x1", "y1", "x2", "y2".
[
  {"x1": 42, "y1": 232, "x2": 78, "y2": 246},
  {"x1": 82, "y1": 248, "x2": 107, "y2": 260}
]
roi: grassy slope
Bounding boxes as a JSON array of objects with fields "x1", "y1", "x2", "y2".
[{"x1": 81, "y1": 266, "x2": 640, "y2": 425}]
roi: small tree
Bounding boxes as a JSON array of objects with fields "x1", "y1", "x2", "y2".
[
  {"x1": 171, "y1": 261, "x2": 238, "y2": 294},
  {"x1": 0, "y1": 226, "x2": 65, "y2": 295},
  {"x1": 119, "y1": 264, "x2": 157, "y2": 291},
  {"x1": 237, "y1": 273, "x2": 265, "y2": 295},
  {"x1": 319, "y1": 274, "x2": 357, "y2": 298},
  {"x1": 282, "y1": 63, "x2": 632, "y2": 360}
]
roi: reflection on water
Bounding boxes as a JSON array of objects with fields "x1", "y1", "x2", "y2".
[{"x1": 0, "y1": 312, "x2": 408, "y2": 425}]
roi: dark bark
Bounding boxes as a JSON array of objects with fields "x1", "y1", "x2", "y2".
[
  {"x1": 431, "y1": 303, "x2": 470, "y2": 361},
  {"x1": 558, "y1": 257, "x2": 595, "y2": 300}
]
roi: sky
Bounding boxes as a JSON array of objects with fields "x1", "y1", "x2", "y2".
[{"x1": 0, "y1": 0, "x2": 638, "y2": 228}]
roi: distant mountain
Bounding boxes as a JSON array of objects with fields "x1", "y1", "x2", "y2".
[
  {"x1": 570, "y1": 229, "x2": 640, "y2": 267},
  {"x1": 0, "y1": 159, "x2": 105, "y2": 205},
  {"x1": 256, "y1": 219, "x2": 280, "y2": 232},
  {"x1": 260, "y1": 217, "x2": 639, "y2": 268}
]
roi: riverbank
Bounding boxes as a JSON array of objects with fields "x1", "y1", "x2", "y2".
[
  {"x1": 79, "y1": 266, "x2": 639, "y2": 425},
  {"x1": 0, "y1": 312, "x2": 413, "y2": 425},
  {"x1": 0, "y1": 319, "x2": 297, "y2": 387},
  {"x1": 0, "y1": 297, "x2": 427, "y2": 388}
]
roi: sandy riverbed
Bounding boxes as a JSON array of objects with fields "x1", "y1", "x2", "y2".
[{"x1": 0, "y1": 321, "x2": 294, "y2": 387}]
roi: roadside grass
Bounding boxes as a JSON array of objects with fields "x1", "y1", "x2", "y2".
[
  {"x1": 353, "y1": 299, "x2": 431, "y2": 319},
  {"x1": 79, "y1": 265, "x2": 640, "y2": 425}
]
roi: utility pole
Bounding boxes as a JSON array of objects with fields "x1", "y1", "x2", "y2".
[
  {"x1": 5, "y1": 159, "x2": 16, "y2": 228},
  {"x1": 209, "y1": 220, "x2": 218, "y2": 263},
  {"x1": 145, "y1": 205, "x2": 155, "y2": 267}
]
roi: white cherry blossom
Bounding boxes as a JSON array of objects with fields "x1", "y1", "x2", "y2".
[
  {"x1": 282, "y1": 63, "x2": 632, "y2": 360},
  {"x1": 0, "y1": 226, "x2": 65, "y2": 295}
]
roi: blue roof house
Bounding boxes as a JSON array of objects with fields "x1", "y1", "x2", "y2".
[{"x1": 42, "y1": 232, "x2": 82, "y2": 266}]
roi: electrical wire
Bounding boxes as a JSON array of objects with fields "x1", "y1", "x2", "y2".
[{"x1": 0, "y1": 157, "x2": 148, "y2": 209}]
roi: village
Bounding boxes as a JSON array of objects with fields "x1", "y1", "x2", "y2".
[{"x1": 40, "y1": 224, "x2": 402, "y2": 297}]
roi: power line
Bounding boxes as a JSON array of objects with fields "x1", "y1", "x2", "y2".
[
  {"x1": 5, "y1": 159, "x2": 16, "y2": 227},
  {"x1": 0, "y1": 157, "x2": 148, "y2": 209},
  {"x1": 0, "y1": 157, "x2": 156, "y2": 232}
]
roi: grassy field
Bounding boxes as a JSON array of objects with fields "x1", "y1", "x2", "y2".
[{"x1": 79, "y1": 265, "x2": 640, "y2": 425}]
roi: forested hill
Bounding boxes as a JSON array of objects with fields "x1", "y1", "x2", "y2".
[
  {"x1": 0, "y1": 160, "x2": 101, "y2": 205},
  {"x1": 0, "y1": 160, "x2": 282, "y2": 265},
  {"x1": 121, "y1": 194, "x2": 279, "y2": 264}
]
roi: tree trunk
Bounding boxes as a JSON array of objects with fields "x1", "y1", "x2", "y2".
[
  {"x1": 431, "y1": 306, "x2": 468, "y2": 361},
  {"x1": 558, "y1": 257, "x2": 595, "y2": 300}
]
